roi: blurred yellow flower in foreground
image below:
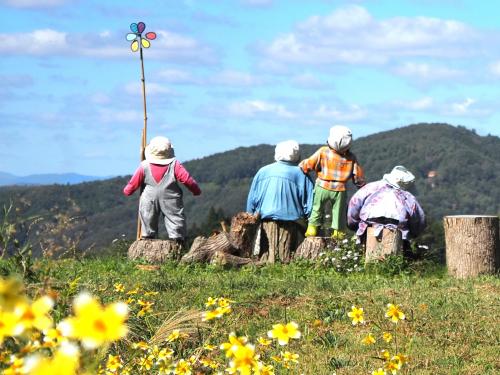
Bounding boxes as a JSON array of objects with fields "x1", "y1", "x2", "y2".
[
  {"x1": 227, "y1": 343, "x2": 259, "y2": 375},
  {"x1": 16, "y1": 296, "x2": 54, "y2": 331},
  {"x1": 59, "y1": 293, "x2": 128, "y2": 349},
  {"x1": 26, "y1": 343, "x2": 80, "y2": 375},
  {"x1": 347, "y1": 305, "x2": 365, "y2": 325},
  {"x1": 385, "y1": 304, "x2": 405, "y2": 323},
  {"x1": 382, "y1": 332, "x2": 393, "y2": 343},
  {"x1": 372, "y1": 368, "x2": 386, "y2": 375},
  {"x1": 267, "y1": 322, "x2": 301, "y2": 346},
  {"x1": 0, "y1": 310, "x2": 24, "y2": 343}
]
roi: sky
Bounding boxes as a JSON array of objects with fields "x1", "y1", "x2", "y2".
[{"x1": 1, "y1": 0, "x2": 500, "y2": 177}]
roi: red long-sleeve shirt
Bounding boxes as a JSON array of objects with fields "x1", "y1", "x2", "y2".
[{"x1": 123, "y1": 161, "x2": 201, "y2": 196}]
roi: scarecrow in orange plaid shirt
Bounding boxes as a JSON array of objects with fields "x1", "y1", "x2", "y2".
[{"x1": 300, "y1": 126, "x2": 366, "y2": 239}]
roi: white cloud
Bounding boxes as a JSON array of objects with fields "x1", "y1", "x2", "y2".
[
  {"x1": 211, "y1": 70, "x2": 261, "y2": 86},
  {"x1": 313, "y1": 104, "x2": 367, "y2": 122},
  {"x1": 291, "y1": 72, "x2": 326, "y2": 89},
  {"x1": 98, "y1": 108, "x2": 142, "y2": 124},
  {"x1": 227, "y1": 100, "x2": 295, "y2": 118},
  {"x1": 489, "y1": 61, "x2": 500, "y2": 76},
  {"x1": 263, "y1": 5, "x2": 482, "y2": 66},
  {"x1": 1, "y1": 0, "x2": 68, "y2": 8},
  {"x1": 157, "y1": 69, "x2": 198, "y2": 84},
  {"x1": 449, "y1": 97, "x2": 475, "y2": 115},
  {"x1": 2, "y1": 28, "x2": 217, "y2": 64},
  {"x1": 394, "y1": 62, "x2": 463, "y2": 82},
  {"x1": 395, "y1": 97, "x2": 435, "y2": 111},
  {"x1": 124, "y1": 82, "x2": 174, "y2": 96}
]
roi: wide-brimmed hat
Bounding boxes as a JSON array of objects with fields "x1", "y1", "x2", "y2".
[
  {"x1": 327, "y1": 125, "x2": 352, "y2": 153},
  {"x1": 145, "y1": 136, "x2": 175, "y2": 165},
  {"x1": 275, "y1": 140, "x2": 300, "y2": 162},
  {"x1": 383, "y1": 166, "x2": 415, "y2": 190}
]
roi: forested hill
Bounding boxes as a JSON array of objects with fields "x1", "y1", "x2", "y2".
[{"x1": 0, "y1": 123, "x2": 499, "y2": 253}]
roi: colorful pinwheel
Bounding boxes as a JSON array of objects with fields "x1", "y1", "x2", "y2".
[{"x1": 126, "y1": 22, "x2": 157, "y2": 52}]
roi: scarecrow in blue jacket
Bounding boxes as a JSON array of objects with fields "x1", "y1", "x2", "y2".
[{"x1": 247, "y1": 140, "x2": 314, "y2": 262}]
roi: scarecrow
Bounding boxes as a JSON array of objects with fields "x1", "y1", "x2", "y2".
[
  {"x1": 347, "y1": 165, "x2": 426, "y2": 244},
  {"x1": 300, "y1": 125, "x2": 365, "y2": 239},
  {"x1": 247, "y1": 140, "x2": 314, "y2": 262}
]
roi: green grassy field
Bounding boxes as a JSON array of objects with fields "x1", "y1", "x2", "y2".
[{"x1": 4, "y1": 255, "x2": 498, "y2": 375}]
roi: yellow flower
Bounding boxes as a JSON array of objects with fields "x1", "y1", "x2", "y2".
[
  {"x1": 385, "y1": 304, "x2": 405, "y2": 323},
  {"x1": 136, "y1": 300, "x2": 154, "y2": 317},
  {"x1": 270, "y1": 355, "x2": 281, "y2": 363},
  {"x1": 15, "y1": 296, "x2": 54, "y2": 331},
  {"x1": 26, "y1": 342, "x2": 80, "y2": 375},
  {"x1": 0, "y1": 277, "x2": 26, "y2": 310},
  {"x1": 205, "y1": 297, "x2": 217, "y2": 307},
  {"x1": 200, "y1": 357, "x2": 219, "y2": 369},
  {"x1": 0, "y1": 309, "x2": 24, "y2": 343},
  {"x1": 174, "y1": 359, "x2": 192, "y2": 375},
  {"x1": 132, "y1": 341, "x2": 149, "y2": 350},
  {"x1": 167, "y1": 329, "x2": 188, "y2": 342},
  {"x1": 202, "y1": 306, "x2": 231, "y2": 321},
  {"x1": 392, "y1": 353, "x2": 408, "y2": 367},
  {"x1": 347, "y1": 305, "x2": 365, "y2": 325},
  {"x1": 144, "y1": 291, "x2": 159, "y2": 297},
  {"x1": 43, "y1": 325, "x2": 67, "y2": 347},
  {"x1": 137, "y1": 355, "x2": 154, "y2": 371},
  {"x1": 256, "y1": 363, "x2": 275, "y2": 375},
  {"x1": 380, "y1": 349, "x2": 391, "y2": 361},
  {"x1": 382, "y1": 332, "x2": 393, "y2": 343},
  {"x1": 257, "y1": 337, "x2": 272, "y2": 346},
  {"x1": 3, "y1": 355, "x2": 25, "y2": 375},
  {"x1": 372, "y1": 368, "x2": 386, "y2": 375},
  {"x1": 126, "y1": 287, "x2": 139, "y2": 295},
  {"x1": 106, "y1": 354, "x2": 122, "y2": 372},
  {"x1": 384, "y1": 359, "x2": 401, "y2": 374},
  {"x1": 154, "y1": 346, "x2": 174, "y2": 362},
  {"x1": 361, "y1": 333, "x2": 376, "y2": 345},
  {"x1": 203, "y1": 343, "x2": 216, "y2": 351},
  {"x1": 228, "y1": 344, "x2": 259, "y2": 375},
  {"x1": 267, "y1": 322, "x2": 301, "y2": 345},
  {"x1": 217, "y1": 297, "x2": 234, "y2": 308},
  {"x1": 281, "y1": 351, "x2": 299, "y2": 363},
  {"x1": 220, "y1": 333, "x2": 248, "y2": 358},
  {"x1": 113, "y1": 283, "x2": 125, "y2": 293},
  {"x1": 59, "y1": 293, "x2": 128, "y2": 349}
]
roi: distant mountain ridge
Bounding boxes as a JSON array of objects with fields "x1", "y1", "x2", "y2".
[
  {"x1": 0, "y1": 123, "x2": 499, "y2": 254},
  {"x1": 0, "y1": 172, "x2": 109, "y2": 186}
]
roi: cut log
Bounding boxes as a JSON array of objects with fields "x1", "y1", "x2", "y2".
[
  {"x1": 228, "y1": 212, "x2": 260, "y2": 258},
  {"x1": 181, "y1": 233, "x2": 236, "y2": 263},
  {"x1": 365, "y1": 227, "x2": 403, "y2": 263},
  {"x1": 259, "y1": 221, "x2": 303, "y2": 263},
  {"x1": 128, "y1": 239, "x2": 183, "y2": 263},
  {"x1": 295, "y1": 237, "x2": 336, "y2": 260},
  {"x1": 444, "y1": 215, "x2": 499, "y2": 278}
]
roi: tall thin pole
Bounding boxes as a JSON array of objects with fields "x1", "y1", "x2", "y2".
[{"x1": 136, "y1": 37, "x2": 148, "y2": 240}]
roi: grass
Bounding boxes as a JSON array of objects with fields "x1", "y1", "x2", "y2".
[{"x1": 6, "y1": 255, "x2": 498, "y2": 374}]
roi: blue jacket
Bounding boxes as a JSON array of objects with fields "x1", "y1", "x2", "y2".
[{"x1": 246, "y1": 161, "x2": 314, "y2": 221}]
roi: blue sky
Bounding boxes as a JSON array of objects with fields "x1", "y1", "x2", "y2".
[{"x1": 1, "y1": 0, "x2": 500, "y2": 177}]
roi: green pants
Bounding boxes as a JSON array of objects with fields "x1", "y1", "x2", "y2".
[{"x1": 308, "y1": 185, "x2": 347, "y2": 230}]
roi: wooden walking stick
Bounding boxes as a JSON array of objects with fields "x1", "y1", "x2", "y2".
[{"x1": 126, "y1": 22, "x2": 157, "y2": 240}]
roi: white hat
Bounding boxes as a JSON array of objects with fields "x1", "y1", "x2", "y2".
[
  {"x1": 275, "y1": 140, "x2": 300, "y2": 162},
  {"x1": 327, "y1": 125, "x2": 352, "y2": 153},
  {"x1": 145, "y1": 136, "x2": 175, "y2": 165},
  {"x1": 383, "y1": 166, "x2": 415, "y2": 190}
]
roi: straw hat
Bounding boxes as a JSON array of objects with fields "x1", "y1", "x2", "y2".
[
  {"x1": 275, "y1": 140, "x2": 300, "y2": 162},
  {"x1": 145, "y1": 136, "x2": 175, "y2": 165},
  {"x1": 327, "y1": 125, "x2": 352, "y2": 153}
]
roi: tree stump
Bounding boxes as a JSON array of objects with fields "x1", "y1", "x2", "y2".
[
  {"x1": 294, "y1": 237, "x2": 337, "y2": 260},
  {"x1": 128, "y1": 239, "x2": 183, "y2": 263},
  {"x1": 259, "y1": 221, "x2": 303, "y2": 263},
  {"x1": 211, "y1": 251, "x2": 262, "y2": 267},
  {"x1": 181, "y1": 233, "x2": 236, "y2": 263},
  {"x1": 365, "y1": 227, "x2": 403, "y2": 263},
  {"x1": 444, "y1": 215, "x2": 499, "y2": 278},
  {"x1": 229, "y1": 212, "x2": 260, "y2": 258}
]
